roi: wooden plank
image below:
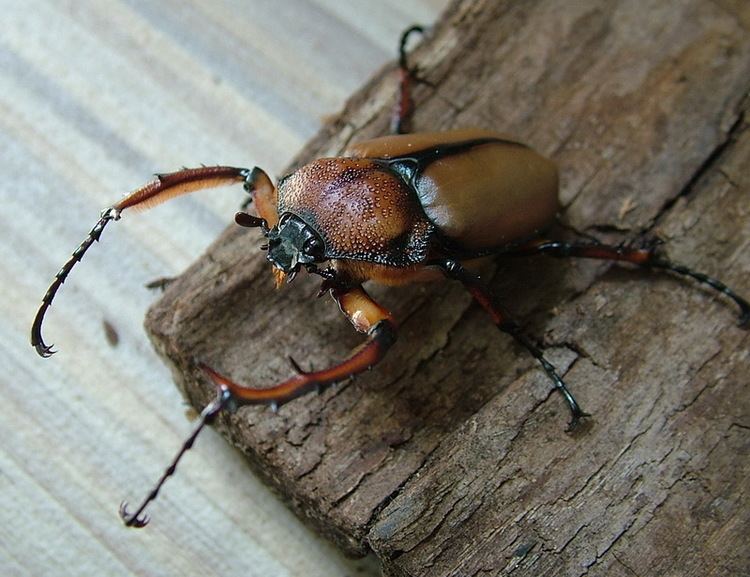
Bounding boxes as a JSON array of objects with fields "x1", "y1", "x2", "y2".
[
  {"x1": 146, "y1": 0, "x2": 750, "y2": 575},
  {"x1": 1, "y1": 1, "x2": 448, "y2": 576}
]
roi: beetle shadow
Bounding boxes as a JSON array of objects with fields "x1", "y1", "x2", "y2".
[{"x1": 342, "y1": 248, "x2": 585, "y2": 451}]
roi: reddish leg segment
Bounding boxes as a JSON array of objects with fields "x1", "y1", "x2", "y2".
[
  {"x1": 391, "y1": 25, "x2": 424, "y2": 135},
  {"x1": 437, "y1": 259, "x2": 588, "y2": 428},
  {"x1": 202, "y1": 285, "x2": 397, "y2": 408}
]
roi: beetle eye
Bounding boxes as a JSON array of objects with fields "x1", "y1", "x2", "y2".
[{"x1": 304, "y1": 237, "x2": 324, "y2": 259}]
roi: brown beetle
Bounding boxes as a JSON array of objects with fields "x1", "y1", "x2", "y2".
[{"x1": 31, "y1": 26, "x2": 749, "y2": 527}]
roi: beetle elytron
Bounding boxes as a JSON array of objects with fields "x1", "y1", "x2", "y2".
[{"x1": 32, "y1": 26, "x2": 749, "y2": 527}]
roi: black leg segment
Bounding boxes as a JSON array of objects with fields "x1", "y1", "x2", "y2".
[{"x1": 436, "y1": 259, "x2": 588, "y2": 428}]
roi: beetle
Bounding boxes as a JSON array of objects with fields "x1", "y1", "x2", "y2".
[{"x1": 31, "y1": 26, "x2": 749, "y2": 527}]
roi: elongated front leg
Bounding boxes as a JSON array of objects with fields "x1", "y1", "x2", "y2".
[
  {"x1": 31, "y1": 165, "x2": 265, "y2": 357},
  {"x1": 202, "y1": 285, "x2": 397, "y2": 409},
  {"x1": 506, "y1": 238, "x2": 750, "y2": 326},
  {"x1": 436, "y1": 259, "x2": 588, "y2": 428}
]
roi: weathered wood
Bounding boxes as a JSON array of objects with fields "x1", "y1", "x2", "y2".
[{"x1": 146, "y1": 1, "x2": 750, "y2": 575}]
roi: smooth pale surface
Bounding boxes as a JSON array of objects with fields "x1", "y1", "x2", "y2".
[{"x1": 0, "y1": 1, "x2": 449, "y2": 576}]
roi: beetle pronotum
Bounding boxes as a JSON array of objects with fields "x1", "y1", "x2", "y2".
[{"x1": 32, "y1": 26, "x2": 749, "y2": 527}]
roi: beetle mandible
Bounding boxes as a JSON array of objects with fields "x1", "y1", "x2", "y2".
[{"x1": 31, "y1": 26, "x2": 750, "y2": 528}]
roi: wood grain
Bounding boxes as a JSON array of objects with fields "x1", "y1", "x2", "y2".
[
  {"x1": 147, "y1": 1, "x2": 750, "y2": 575},
  {"x1": 0, "y1": 1, "x2": 448, "y2": 576}
]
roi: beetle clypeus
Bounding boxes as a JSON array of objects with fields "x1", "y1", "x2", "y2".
[{"x1": 32, "y1": 26, "x2": 749, "y2": 527}]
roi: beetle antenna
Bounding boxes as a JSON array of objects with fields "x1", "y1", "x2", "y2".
[
  {"x1": 31, "y1": 207, "x2": 121, "y2": 357},
  {"x1": 119, "y1": 383, "x2": 233, "y2": 528}
]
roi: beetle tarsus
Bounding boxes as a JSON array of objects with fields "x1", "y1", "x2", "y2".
[
  {"x1": 503, "y1": 321, "x2": 589, "y2": 426},
  {"x1": 31, "y1": 209, "x2": 119, "y2": 357},
  {"x1": 648, "y1": 256, "x2": 750, "y2": 328},
  {"x1": 119, "y1": 382, "x2": 231, "y2": 528},
  {"x1": 119, "y1": 501, "x2": 150, "y2": 528},
  {"x1": 32, "y1": 167, "x2": 250, "y2": 358},
  {"x1": 399, "y1": 25, "x2": 424, "y2": 67},
  {"x1": 565, "y1": 410, "x2": 592, "y2": 433},
  {"x1": 34, "y1": 338, "x2": 56, "y2": 358}
]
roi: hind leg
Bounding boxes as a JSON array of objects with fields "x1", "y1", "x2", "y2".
[
  {"x1": 506, "y1": 238, "x2": 750, "y2": 326},
  {"x1": 436, "y1": 258, "x2": 589, "y2": 429}
]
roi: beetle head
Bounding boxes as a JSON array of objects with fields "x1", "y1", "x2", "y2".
[
  {"x1": 265, "y1": 213, "x2": 326, "y2": 280},
  {"x1": 235, "y1": 210, "x2": 328, "y2": 283}
]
